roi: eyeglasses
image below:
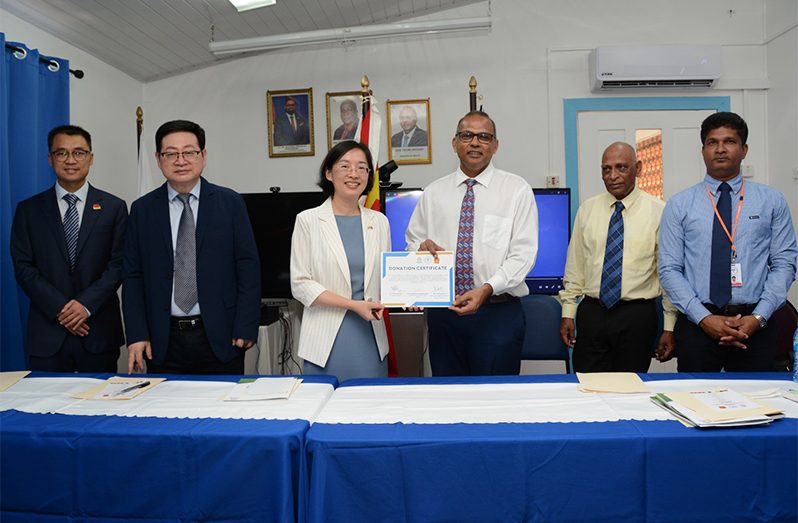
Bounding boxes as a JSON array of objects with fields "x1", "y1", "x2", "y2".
[
  {"x1": 601, "y1": 164, "x2": 632, "y2": 176},
  {"x1": 455, "y1": 131, "x2": 495, "y2": 144},
  {"x1": 335, "y1": 162, "x2": 371, "y2": 176},
  {"x1": 50, "y1": 149, "x2": 90, "y2": 162},
  {"x1": 159, "y1": 150, "x2": 202, "y2": 162}
]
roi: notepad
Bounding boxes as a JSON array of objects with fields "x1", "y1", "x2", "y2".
[
  {"x1": 576, "y1": 372, "x2": 650, "y2": 394},
  {"x1": 224, "y1": 377, "x2": 302, "y2": 401},
  {"x1": 73, "y1": 376, "x2": 164, "y2": 400}
]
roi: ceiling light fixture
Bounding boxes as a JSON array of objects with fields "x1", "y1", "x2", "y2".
[
  {"x1": 228, "y1": 0, "x2": 276, "y2": 13},
  {"x1": 209, "y1": 16, "x2": 491, "y2": 55}
]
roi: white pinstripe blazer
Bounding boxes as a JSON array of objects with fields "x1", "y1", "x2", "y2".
[{"x1": 290, "y1": 197, "x2": 391, "y2": 367}]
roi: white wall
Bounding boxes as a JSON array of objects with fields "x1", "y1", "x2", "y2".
[
  {"x1": 1, "y1": 7, "x2": 143, "y2": 201},
  {"x1": 765, "y1": 0, "x2": 798, "y2": 304},
  {"x1": 138, "y1": 0, "x2": 784, "y2": 196}
]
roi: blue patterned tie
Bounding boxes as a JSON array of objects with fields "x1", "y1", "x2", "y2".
[
  {"x1": 174, "y1": 193, "x2": 198, "y2": 314},
  {"x1": 710, "y1": 182, "x2": 732, "y2": 308},
  {"x1": 600, "y1": 201, "x2": 624, "y2": 309},
  {"x1": 455, "y1": 179, "x2": 477, "y2": 295},
  {"x1": 401, "y1": 134, "x2": 410, "y2": 147},
  {"x1": 62, "y1": 193, "x2": 79, "y2": 269}
]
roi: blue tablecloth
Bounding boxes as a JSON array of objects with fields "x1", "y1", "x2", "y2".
[
  {"x1": 1, "y1": 373, "x2": 337, "y2": 523},
  {"x1": 305, "y1": 373, "x2": 798, "y2": 523}
]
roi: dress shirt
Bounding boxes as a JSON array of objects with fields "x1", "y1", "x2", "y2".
[
  {"x1": 55, "y1": 181, "x2": 89, "y2": 229},
  {"x1": 167, "y1": 179, "x2": 201, "y2": 317},
  {"x1": 559, "y1": 187, "x2": 677, "y2": 330},
  {"x1": 659, "y1": 174, "x2": 797, "y2": 324},
  {"x1": 406, "y1": 163, "x2": 538, "y2": 297}
]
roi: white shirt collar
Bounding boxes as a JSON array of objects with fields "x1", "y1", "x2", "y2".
[
  {"x1": 55, "y1": 181, "x2": 90, "y2": 202},
  {"x1": 456, "y1": 162, "x2": 495, "y2": 188},
  {"x1": 167, "y1": 178, "x2": 202, "y2": 202}
]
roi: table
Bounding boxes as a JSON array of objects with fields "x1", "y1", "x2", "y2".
[
  {"x1": 305, "y1": 374, "x2": 798, "y2": 523},
  {"x1": 0, "y1": 372, "x2": 336, "y2": 523}
]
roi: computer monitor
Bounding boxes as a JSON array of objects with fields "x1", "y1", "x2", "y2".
[
  {"x1": 241, "y1": 191, "x2": 326, "y2": 301},
  {"x1": 383, "y1": 187, "x2": 571, "y2": 295}
]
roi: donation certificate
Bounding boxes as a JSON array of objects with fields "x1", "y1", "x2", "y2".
[{"x1": 381, "y1": 251, "x2": 454, "y2": 307}]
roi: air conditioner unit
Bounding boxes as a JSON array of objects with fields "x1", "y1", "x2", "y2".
[{"x1": 589, "y1": 44, "x2": 721, "y2": 91}]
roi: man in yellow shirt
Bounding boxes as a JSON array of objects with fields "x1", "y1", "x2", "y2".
[{"x1": 559, "y1": 142, "x2": 676, "y2": 372}]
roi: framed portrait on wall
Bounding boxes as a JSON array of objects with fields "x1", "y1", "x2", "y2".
[
  {"x1": 267, "y1": 88, "x2": 314, "y2": 157},
  {"x1": 386, "y1": 98, "x2": 431, "y2": 165},
  {"x1": 326, "y1": 91, "x2": 361, "y2": 150}
]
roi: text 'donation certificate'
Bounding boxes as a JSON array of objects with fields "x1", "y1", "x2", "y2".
[{"x1": 381, "y1": 251, "x2": 454, "y2": 307}]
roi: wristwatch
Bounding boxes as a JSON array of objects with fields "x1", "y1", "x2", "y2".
[{"x1": 751, "y1": 313, "x2": 767, "y2": 329}]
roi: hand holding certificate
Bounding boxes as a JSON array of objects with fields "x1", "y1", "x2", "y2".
[{"x1": 381, "y1": 251, "x2": 454, "y2": 308}]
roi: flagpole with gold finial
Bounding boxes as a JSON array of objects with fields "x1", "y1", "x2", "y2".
[
  {"x1": 136, "y1": 106, "x2": 144, "y2": 155},
  {"x1": 361, "y1": 74, "x2": 371, "y2": 117},
  {"x1": 469, "y1": 76, "x2": 477, "y2": 111}
]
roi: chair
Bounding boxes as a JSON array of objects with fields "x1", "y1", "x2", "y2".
[{"x1": 520, "y1": 294, "x2": 571, "y2": 373}]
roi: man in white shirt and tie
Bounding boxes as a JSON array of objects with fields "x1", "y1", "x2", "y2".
[
  {"x1": 391, "y1": 106, "x2": 429, "y2": 149},
  {"x1": 405, "y1": 111, "x2": 538, "y2": 376}
]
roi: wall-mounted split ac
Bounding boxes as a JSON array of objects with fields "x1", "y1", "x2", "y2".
[{"x1": 589, "y1": 44, "x2": 721, "y2": 91}]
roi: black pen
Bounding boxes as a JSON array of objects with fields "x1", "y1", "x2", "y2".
[{"x1": 113, "y1": 380, "x2": 151, "y2": 396}]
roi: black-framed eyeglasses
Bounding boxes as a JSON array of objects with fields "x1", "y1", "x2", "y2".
[
  {"x1": 455, "y1": 131, "x2": 495, "y2": 144},
  {"x1": 159, "y1": 150, "x2": 202, "y2": 162},
  {"x1": 50, "y1": 149, "x2": 91, "y2": 162}
]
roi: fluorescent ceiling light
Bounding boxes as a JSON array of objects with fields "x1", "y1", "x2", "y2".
[
  {"x1": 209, "y1": 16, "x2": 491, "y2": 55},
  {"x1": 229, "y1": 0, "x2": 276, "y2": 12}
]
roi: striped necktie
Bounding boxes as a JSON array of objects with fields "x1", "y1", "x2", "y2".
[
  {"x1": 455, "y1": 179, "x2": 477, "y2": 295},
  {"x1": 599, "y1": 201, "x2": 624, "y2": 309},
  {"x1": 62, "y1": 193, "x2": 80, "y2": 269}
]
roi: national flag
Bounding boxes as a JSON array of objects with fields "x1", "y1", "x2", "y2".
[
  {"x1": 356, "y1": 94, "x2": 398, "y2": 376},
  {"x1": 137, "y1": 138, "x2": 157, "y2": 197}
]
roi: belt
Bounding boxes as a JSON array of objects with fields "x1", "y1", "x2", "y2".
[
  {"x1": 702, "y1": 303, "x2": 756, "y2": 316},
  {"x1": 582, "y1": 296, "x2": 654, "y2": 308},
  {"x1": 171, "y1": 315, "x2": 203, "y2": 330},
  {"x1": 488, "y1": 294, "x2": 518, "y2": 304}
]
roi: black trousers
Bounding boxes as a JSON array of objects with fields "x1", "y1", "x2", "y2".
[
  {"x1": 148, "y1": 316, "x2": 245, "y2": 375},
  {"x1": 572, "y1": 297, "x2": 658, "y2": 373},
  {"x1": 674, "y1": 310, "x2": 778, "y2": 372},
  {"x1": 29, "y1": 335, "x2": 119, "y2": 373},
  {"x1": 427, "y1": 299, "x2": 525, "y2": 376}
]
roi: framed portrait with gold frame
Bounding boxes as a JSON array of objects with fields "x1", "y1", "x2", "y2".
[
  {"x1": 386, "y1": 98, "x2": 431, "y2": 165},
  {"x1": 267, "y1": 88, "x2": 314, "y2": 157},
  {"x1": 326, "y1": 91, "x2": 361, "y2": 150}
]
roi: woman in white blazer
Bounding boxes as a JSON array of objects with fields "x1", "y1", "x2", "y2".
[{"x1": 290, "y1": 141, "x2": 391, "y2": 381}]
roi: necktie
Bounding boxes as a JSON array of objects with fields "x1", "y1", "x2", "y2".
[
  {"x1": 401, "y1": 134, "x2": 410, "y2": 147},
  {"x1": 174, "y1": 193, "x2": 198, "y2": 314},
  {"x1": 599, "y1": 201, "x2": 624, "y2": 309},
  {"x1": 710, "y1": 182, "x2": 732, "y2": 308},
  {"x1": 455, "y1": 179, "x2": 477, "y2": 295},
  {"x1": 63, "y1": 193, "x2": 79, "y2": 269},
  {"x1": 290, "y1": 115, "x2": 297, "y2": 131}
]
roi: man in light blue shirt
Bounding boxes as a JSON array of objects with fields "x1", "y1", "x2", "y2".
[{"x1": 659, "y1": 112, "x2": 797, "y2": 371}]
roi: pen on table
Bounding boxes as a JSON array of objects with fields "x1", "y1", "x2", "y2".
[{"x1": 113, "y1": 381, "x2": 151, "y2": 396}]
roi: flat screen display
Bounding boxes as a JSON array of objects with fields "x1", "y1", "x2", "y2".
[
  {"x1": 383, "y1": 187, "x2": 571, "y2": 295},
  {"x1": 241, "y1": 191, "x2": 326, "y2": 301}
]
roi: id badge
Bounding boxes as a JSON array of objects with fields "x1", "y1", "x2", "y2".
[{"x1": 730, "y1": 261, "x2": 743, "y2": 287}]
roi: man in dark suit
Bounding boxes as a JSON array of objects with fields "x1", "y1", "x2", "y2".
[
  {"x1": 123, "y1": 120, "x2": 260, "y2": 374},
  {"x1": 391, "y1": 105, "x2": 428, "y2": 148},
  {"x1": 11, "y1": 125, "x2": 127, "y2": 372},
  {"x1": 273, "y1": 97, "x2": 310, "y2": 146}
]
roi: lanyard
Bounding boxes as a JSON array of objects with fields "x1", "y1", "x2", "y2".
[{"x1": 705, "y1": 180, "x2": 744, "y2": 254}]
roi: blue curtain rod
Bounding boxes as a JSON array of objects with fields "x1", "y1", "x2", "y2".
[{"x1": 4, "y1": 43, "x2": 83, "y2": 78}]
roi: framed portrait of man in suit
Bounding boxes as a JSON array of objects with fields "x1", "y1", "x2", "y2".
[
  {"x1": 267, "y1": 88, "x2": 314, "y2": 158},
  {"x1": 326, "y1": 91, "x2": 361, "y2": 150},
  {"x1": 387, "y1": 98, "x2": 431, "y2": 165}
]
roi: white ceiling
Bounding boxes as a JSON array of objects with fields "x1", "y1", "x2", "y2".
[{"x1": 4, "y1": 0, "x2": 482, "y2": 82}]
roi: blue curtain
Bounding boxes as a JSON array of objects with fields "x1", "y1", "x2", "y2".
[{"x1": 1, "y1": 34, "x2": 70, "y2": 370}]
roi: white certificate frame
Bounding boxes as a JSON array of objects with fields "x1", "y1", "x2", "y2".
[{"x1": 380, "y1": 251, "x2": 454, "y2": 307}]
